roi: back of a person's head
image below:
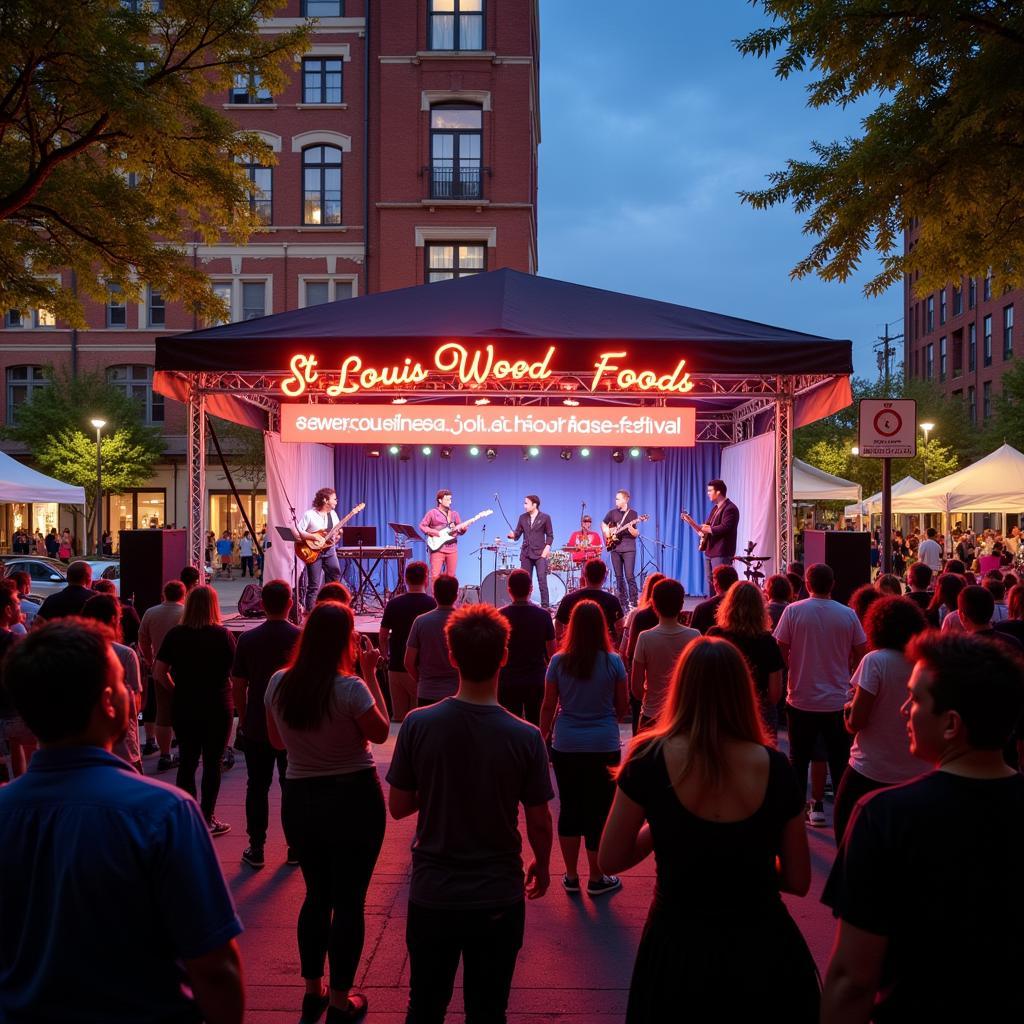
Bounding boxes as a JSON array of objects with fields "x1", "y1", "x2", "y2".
[
  {"x1": 445, "y1": 604, "x2": 510, "y2": 683},
  {"x1": 713, "y1": 564, "x2": 739, "y2": 595},
  {"x1": 908, "y1": 562, "x2": 933, "y2": 590},
  {"x1": 865, "y1": 596, "x2": 927, "y2": 652},
  {"x1": 179, "y1": 566, "x2": 200, "y2": 589},
  {"x1": 640, "y1": 572, "x2": 666, "y2": 608},
  {"x1": 984, "y1": 578, "x2": 1006, "y2": 603},
  {"x1": 433, "y1": 574, "x2": 459, "y2": 606},
  {"x1": 405, "y1": 560, "x2": 428, "y2": 587},
  {"x1": 316, "y1": 582, "x2": 351, "y2": 606},
  {"x1": 561, "y1": 599, "x2": 611, "y2": 678},
  {"x1": 0, "y1": 586, "x2": 19, "y2": 621},
  {"x1": 907, "y1": 631, "x2": 1024, "y2": 751},
  {"x1": 787, "y1": 561, "x2": 804, "y2": 578},
  {"x1": 875, "y1": 574, "x2": 903, "y2": 596},
  {"x1": 9, "y1": 570, "x2": 29, "y2": 594},
  {"x1": 4, "y1": 620, "x2": 115, "y2": 743},
  {"x1": 66, "y1": 560, "x2": 92, "y2": 586},
  {"x1": 261, "y1": 579, "x2": 292, "y2": 616},
  {"x1": 651, "y1": 578, "x2": 685, "y2": 620},
  {"x1": 162, "y1": 579, "x2": 186, "y2": 602},
  {"x1": 944, "y1": 558, "x2": 965, "y2": 576},
  {"x1": 80, "y1": 593, "x2": 121, "y2": 631},
  {"x1": 91, "y1": 578, "x2": 116, "y2": 596},
  {"x1": 1003, "y1": 572, "x2": 1019, "y2": 589},
  {"x1": 929, "y1": 572, "x2": 966, "y2": 612},
  {"x1": 715, "y1": 580, "x2": 769, "y2": 635},
  {"x1": 958, "y1": 584, "x2": 995, "y2": 627},
  {"x1": 1008, "y1": 583, "x2": 1024, "y2": 620},
  {"x1": 786, "y1": 571, "x2": 804, "y2": 597},
  {"x1": 926, "y1": 527, "x2": 937, "y2": 539},
  {"x1": 765, "y1": 574, "x2": 793, "y2": 603},
  {"x1": 182, "y1": 584, "x2": 221, "y2": 629},
  {"x1": 583, "y1": 558, "x2": 607, "y2": 586},
  {"x1": 984, "y1": 568, "x2": 1003, "y2": 583},
  {"x1": 806, "y1": 563, "x2": 834, "y2": 596},
  {"x1": 849, "y1": 584, "x2": 883, "y2": 624},
  {"x1": 507, "y1": 568, "x2": 532, "y2": 601}
]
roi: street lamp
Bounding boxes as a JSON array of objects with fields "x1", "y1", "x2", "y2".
[
  {"x1": 920, "y1": 421, "x2": 935, "y2": 484},
  {"x1": 90, "y1": 418, "x2": 106, "y2": 556},
  {"x1": 851, "y1": 446, "x2": 860, "y2": 456}
]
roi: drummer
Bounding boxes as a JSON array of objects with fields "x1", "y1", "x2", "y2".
[{"x1": 567, "y1": 515, "x2": 603, "y2": 564}]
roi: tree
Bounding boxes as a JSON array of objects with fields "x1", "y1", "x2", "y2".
[
  {"x1": 0, "y1": 1, "x2": 308, "y2": 325},
  {"x1": 736, "y1": 3, "x2": 1024, "y2": 297},
  {"x1": 989, "y1": 358, "x2": 1024, "y2": 449},
  {"x1": 2, "y1": 368, "x2": 164, "y2": 545}
]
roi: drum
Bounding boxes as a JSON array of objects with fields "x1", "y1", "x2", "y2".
[
  {"x1": 480, "y1": 569, "x2": 566, "y2": 607},
  {"x1": 548, "y1": 551, "x2": 571, "y2": 572}
]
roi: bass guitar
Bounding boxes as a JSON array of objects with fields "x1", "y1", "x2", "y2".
[
  {"x1": 426, "y1": 508, "x2": 494, "y2": 552},
  {"x1": 294, "y1": 502, "x2": 365, "y2": 565},
  {"x1": 603, "y1": 513, "x2": 649, "y2": 551},
  {"x1": 679, "y1": 509, "x2": 708, "y2": 552}
]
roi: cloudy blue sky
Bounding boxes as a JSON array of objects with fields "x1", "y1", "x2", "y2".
[{"x1": 536, "y1": 1, "x2": 901, "y2": 379}]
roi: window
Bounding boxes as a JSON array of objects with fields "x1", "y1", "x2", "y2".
[
  {"x1": 147, "y1": 286, "x2": 165, "y2": 327},
  {"x1": 5, "y1": 309, "x2": 54, "y2": 328},
  {"x1": 952, "y1": 330, "x2": 963, "y2": 378},
  {"x1": 211, "y1": 281, "x2": 233, "y2": 326},
  {"x1": 984, "y1": 270, "x2": 993, "y2": 301},
  {"x1": 969, "y1": 276, "x2": 977, "y2": 309},
  {"x1": 429, "y1": 0, "x2": 484, "y2": 50},
  {"x1": 121, "y1": 0, "x2": 162, "y2": 10},
  {"x1": 303, "y1": 0, "x2": 342, "y2": 14},
  {"x1": 939, "y1": 336, "x2": 946, "y2": 381},
  {"x1": 6, "y1": 366, "x2": 48, "y2": 425},
  {"x1": 984, "y1": 314, "x2": 992, "y2": 366},
  {"x1": 912, "y1": 349, "x2": 919, "y2": 379},
  {"x1": 953, "y1": 284, "x2": 963, "y2": 317},
  {"x1": 939, "y1": 289, "x2": 946, "y2": 325},
  {"x1": 107, "y1": 490, "x2": 166, "y2": 544},
  {"x1": 926, "y1": 295, "x2": 934, "y2": 332},
  {"x1": 430, "y1": 105, "x2": 483, "y2": 199},
  {"x1": 302, "y1": 146, "x2": 342, "y2": 224},
  {"x1": 107, "y1": 285, "x2": 127, "y2": 328},
  {"x1": 968, "y1": 385, "x2": 977, "y2": 426},
  {"x1": 302, "y1": 279, "x2": 353, "y2": 306},
  {"x1": 426, "y1": 242, "x2": 486, "y2": 282},
  {"x1": 107, "y1": 365, "x2": 163, "y2": 423},
  {"x1": 983, "y1": 381, "x2": 992, "y2": 421},
  {"x1": 240, "y1": 161, "x2": 272, "y2": 224},
  {"x1": 4, "y1": 310, "x2": 23, "y2": 328},
  {"x1": 925, "y1": 342, "x2": 934, "y2": 380},
  {"x1": 242, "y1": 282, "x2": 266, "y2": 321},
  {"x1": 1004, "y1": 305, "x2": 1014, "y2": 359},
  {"x1": 302, "y1": 58, "x2": 343, "y2": 103},
  {"x1": 969, "y1": 322, "x2": 977, "y2": 372},
  {"x1": 229, "y1": 73, "x2": 271, "y2": 104}
]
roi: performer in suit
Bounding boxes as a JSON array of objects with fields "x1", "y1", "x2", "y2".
[
  {"x1": 699, "y1": 478, "x2": 739, "y2": 596},
  {"x1": 296, "y1": 487, "x2": 342, "y2": 612},
  {"x1": 508, "y1": 494, "x2": 554, "y2": 609},
  {"x1": 602, "y1": 489, "x2": 640, "y2": 608},
  {"x1": 419, "y1": 489, "x2": 463, "y2": 581}
]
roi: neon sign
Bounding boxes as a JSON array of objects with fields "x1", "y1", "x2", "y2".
[{"x1": 279, "y1": 342, "x2": 694, "y2": 398}]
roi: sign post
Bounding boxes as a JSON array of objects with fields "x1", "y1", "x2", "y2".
[{"x1": 858, "y1": 399, "x2": 917, "y2": 574}]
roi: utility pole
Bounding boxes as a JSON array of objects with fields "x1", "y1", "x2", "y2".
[{"x1": 874, "y1": 320, "x2": 904, "y2": 397}]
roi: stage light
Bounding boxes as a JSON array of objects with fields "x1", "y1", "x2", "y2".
[
  {"x1": 421, "y1": 446, "x2": 432, "y2": 456},
  {"x1": 440, "y1": 447, "x2": 452, "y2": 459},
  {"x1": 560, "y1": 448, "x2": 573, "y2": 461},
  {"x1": 366, "y1": 445, "x2": 381, "y2": 459},
  {"x1": 399, "y1": 445, "x2": 412, "y2": 462},
  {"x1": 530, "y1": 446, "x2": 540, "y2": 457},
  {"x1": 629, "y1": 447, "x2": 641, "y2": 458},
  {"x1": 389, "y1": 444, "x2": 401, "y2": 455},
  {"x1": 475, "y1": 397, "x2": 490, "y2": 406},
  {"x1": 580, "y1": 447, "x2": 591, "y2": 458},
  {"x1": 646, "y1": 447, "x2": 665, "y2": 463},
  {"x1": 469, "y1": 446, "x2": 480, "y2": 456},
  {"x1": 563, "y1": 398, "x2": 579, "y2": 407},
  {"x1": 611, "y1": 448, "x2": 624, "y2": 463},
  {"x1": 485, "y1": 448, "x2": 497, "y2": 462},
  {"x1": 392, "y1": 397, "x2": 407, "y2": 405}
]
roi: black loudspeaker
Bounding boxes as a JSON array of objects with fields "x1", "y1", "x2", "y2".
[
  {"x1": 118, "y1": 529, "x2": 188, "y2": 615},
  {"x1": 802, "y1": 530, "x2": 871, "y2": 606}
]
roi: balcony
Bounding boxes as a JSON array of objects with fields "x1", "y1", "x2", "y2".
[{"x1": 424, "y1": 164, "x2": 489, "y2": 201}]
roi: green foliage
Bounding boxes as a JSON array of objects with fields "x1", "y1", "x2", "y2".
[
  {"x1": 0, "y1": 0, "x2": 309, "y2": 325},
  {"x1": 736, "y1": 3, "x2": 1024, "y2": 297},
  {"x1": 211, "y1": 418, "x2": 265, "y2": 494},
  {"x1": 990, "y1": 358, "x2": 1024, "y2": 449}
]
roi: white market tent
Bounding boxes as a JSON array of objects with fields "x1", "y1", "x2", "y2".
[
  {"x1": 845, "y1": 476, "x2": 923, "y2": 518},
  {"x1": 793, "y1": 459, "x2": 861, "y2": 502},
  {"x1": 890, "y1": 444, "x2": 1024, "y2": 514},
  {"x1": 0, "y1": 450, "x2": 86, "y2": 504}
]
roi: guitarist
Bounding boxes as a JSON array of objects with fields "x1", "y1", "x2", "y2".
[
  {"x1": 420, "y1": 489, "x2": 463, "y2": 582},
  {"x1": 507, "y1": 495, "x2": 554, "y2": 609},
  {"x1": 603, "y1": 489, "x2": 640, "y2": 609},
  {"x1": 699, "y1": 478, "x2": 739, "y2": 597},
  {"x1": 297, "y1": 487, "x2": 342, "y2": 611}
]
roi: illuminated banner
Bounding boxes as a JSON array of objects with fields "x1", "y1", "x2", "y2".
[{"x1": 281, "y1": 404, "x2": 697, "y2": 447}]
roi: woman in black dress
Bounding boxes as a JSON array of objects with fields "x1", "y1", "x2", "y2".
[{"x1": 599, "y1": 637, "x2": 819, "y2": 1023}]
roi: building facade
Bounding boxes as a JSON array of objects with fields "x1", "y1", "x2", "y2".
[{"x1": 0, "y1": 0, "x2": 540, "y2": 551}]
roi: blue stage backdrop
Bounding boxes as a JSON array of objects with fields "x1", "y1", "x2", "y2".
[{"x1": 333, "y1": 444, "x2": 722, "y2": 598}]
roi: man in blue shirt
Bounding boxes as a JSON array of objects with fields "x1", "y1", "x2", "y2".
[{"x1": 0, "y1": 620, "x2": 245, "y2": 1024}]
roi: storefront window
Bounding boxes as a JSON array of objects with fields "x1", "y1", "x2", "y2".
[
  {"x1": 106, "y1": 490, "x2": 167, "y2": 550},
  {"x1": 209, "y1": 492, "x2": 267, "y2": 545}
]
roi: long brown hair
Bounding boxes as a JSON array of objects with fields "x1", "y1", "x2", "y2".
[
  {"x1": 715, "y1": 580, "x2": 771, "y2": 636},
  {"x1": 274, "y1": 602, "x2": 356, "y2": 730},
  {"x1": 637, "y1": 572, "x2": 666, "y2": 610},
  {"x1": 181, "y1": 585, "x2": 222, "y2": 629},
  {"x1": 617, "y1": 637, "x2": 766, "y2": 789},
  {"x1": 559, "y1": 599, "x2": 611, "y2": 679}
]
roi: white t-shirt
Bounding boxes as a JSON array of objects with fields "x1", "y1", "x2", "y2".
[
  {"x1": 239, "y1": 536, "x2": 253, "y2": 557},
  {"x1": 297, "y1": 508, "x2": 335, "y2": 534},
  {"x1": 773, "y1": 596, "x2": 867, "y2": 712},
  {"x1": 917, "y1": 538, "x2": 942, "y2": 571},
  {"x1": 848, "y1": 648, "x2": 923, "y2": 785},
  {"x1": 940, "y1": 611, "x2": 965, "y2": 633}
]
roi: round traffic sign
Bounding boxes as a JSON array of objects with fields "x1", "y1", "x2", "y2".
[{"x1": 873, "y1": 409, "x2": 902, "y2": 437}]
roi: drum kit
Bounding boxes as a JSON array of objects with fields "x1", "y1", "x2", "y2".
[{"x1": 469, "y1": 539, "x2": 601, "y2": 608}]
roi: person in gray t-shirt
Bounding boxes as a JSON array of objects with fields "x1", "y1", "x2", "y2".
[{"x1": 405, "y1": 575, "x2": 460, "y2": 705}]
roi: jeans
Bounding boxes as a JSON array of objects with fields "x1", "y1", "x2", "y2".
[
  {"x1": 521, "y1": 554, "x2": 549, "y2": 607},
  {"x1": 305, "y1": 546, "x2": 341, "y2": 611},
  {"x1": 497, "y1": 682, "x2": 543, "y2": 726},
  {"x1": 406, "y1": 899, "x2": 525, "y2": 1024},
  {"x1": 240, "y1": 555, "x2": 254, "y2": 577},
  {"x1": 282, "y1": 769, "x2": 386, "y2": 991},
  {"x1": 175, "y1": 706, "x2": 232, "y2": 820},
  {"x1": 610, "y1": 549, "x2": 638, "y2": 607},
  {"x1": 785, "y1": 704, "x2": 852, "y2": 804},
  {"x1": 704, "y1": 555, "x2": 732, "y2": 596},
  {"x1": 832, "y1": 764, "x2": 890, "y2": 845},
  {"x1": 243, "y1": 736, "x2": 289, "y2": 847}
]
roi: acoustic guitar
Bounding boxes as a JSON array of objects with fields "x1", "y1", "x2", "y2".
[
  {"x1": 294, "y1": 502, "x2": 365, "y2": 565},
  {"x1": 603, "y1": 513, "x2": 649, "y2": 551},
  {"x1": 679, "y1": 509, "x2": 709, "y2": 552}
]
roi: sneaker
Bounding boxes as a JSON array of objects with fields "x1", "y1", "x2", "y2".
[
  {"x1": 806, "y1": 801, "x2": 827, "y2": 827},
  {"x1": 141, "y1": 740, "x2": 158, "y2": 756},
  {"x1": 241, "y1": 846, "x2": 265, "y2": 869},
  {"x1": 325, "y1": 995, "x2": 368, "y2": 1023},
  {"x1": 156, "y1": 754, "x2": 178, "y2": 773},
  {"x1": 286, "y1": 847, "x2": 301, "y2": 866},
  {"x1": 587, "y1": 875, "x2": 622, "y2": 897},
  {"x1": 300, "y1": 992, "x2": 329, "y2": 1023},
  {"x1": 221, "y1": 749, "x2": 235, "y2": 772},
  {"x1": 561, "y1": 874, "x2": 581, "y2": 893},
  {"x1": 207, "y1": 818, "x2": 231, "y2": 837}
]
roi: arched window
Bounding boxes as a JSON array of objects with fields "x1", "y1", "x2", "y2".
[
  {"x1": 302, "y1": 146, "x2": 342, "y2": 225},
  {"x1": 5, "y1": 366, "x2": 48, "y2": 425},
  {"x1": 430, "y1": 104, "x2": 482, "y2": 199},
  {"x1": 108, "y1": 364, "x2": 164, "y2": 423}
]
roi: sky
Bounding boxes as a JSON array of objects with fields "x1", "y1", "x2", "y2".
[{"x1": 536, "y1": 0, "x2": 901, "y2": 380}]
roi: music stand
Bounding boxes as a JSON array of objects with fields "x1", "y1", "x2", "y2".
[
  {"x1": 275, "y1": 525, "x2": 303, "y2": 625},
  {"x1": 342, "y1": 526, "x2": 379, "y2": 612},
  {"x1": 388, "y1": 522, "x2": 422, "y2": 544}
]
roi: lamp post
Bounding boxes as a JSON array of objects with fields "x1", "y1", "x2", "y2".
[
  {"x1": 91, "y1": 418, "x2": 106, "y2": 556},
  {"x1": 920, "y1": 421, "x2": 935, "y2": 484}
]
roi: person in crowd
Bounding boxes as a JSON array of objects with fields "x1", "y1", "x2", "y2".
[
  {"x1": 944, "y1": 557, "x2": 966, "y2": 575},
  {"x1": 821, "y1": 632, "x2": 1024, "y2": 1023},
  {"x1": 787, "y1": 560, "x2": 810, "y2": 599},
  {"x1": 619, "y1": 572, "x2": 666, "y2": 731},
  {"x1": 633, "y1": 579, "x2": 700, "y2": 732},
  {"x1": 6, "y1": 571, "x2": 37, "y2": 633},
  {"x1": 231, "y1": 580, "x2": 302, "y2": 870},
  {"x1": 540, "y1": 599, "x2": 628, "y2": 895},
  {"x1": 101, "y1": 530, "x2": 113, "y2": 557},
  {"x1": 904, "y1": 561, "x2": 933, "y2": 612},
  {"x1": 874, "y1": 574, "x2": 903, "y2": 597},
  {"x1": 238, "y1": 531, "x2": 255, "y2": 578},
  {"x1": 206, "y1": 530, "x2": 216, "y2": 566},
  {"x1": 44, "y1": 528, "x2": 59, "y2": 558},
  {"x1": 707, "y1": 580, "x2": 784, "y2": 741},
  {"x1": 265, "y1": 601, "x2": 390, "y2": 1024},
  {"x1": 554, "y1": 557, "x2": 624, "y2": 641},
  {"x1": 378, "y1": 561, "x2": 436, "y2": 723},
  {"x1": 36, "y1": 559, "x2": 93, "y2": 620},
  {"x1": 138, "y1": 579, "x2": 186, "y2": 772},
  {"x1": 181, "y1": 565, "x2": 201, "y2": 591},
  {"x1": 995, "y1": 583, "x2": 1024, "y2": 645},
  {"x1": 92, "y1": 576, "x2": 141, "y2": 646},
  {"x1": 984, "y1": 577, "x2": 1010, "y2": 622},
  {"x1": 58, "y1": 527, "x2": 73, "y2": 562},
  {"x1": 925, "y1": 571, "x2": 965, "y2": 629},
  {"x1": 0, "y1": 587, "x2": 32, "y2": 778},
  {"x1": 765, "y1": 573, "x2": 794, "y2": 629},
  {"x1": 774, "y1": 563, "x2": 868, "y2": 827},
  {"x1": 0, "y1": 620, "x2": 244, "y2": 1024},
  {"x1": 600, "y1": 637, "x2": 819, "y2": 1023},
  {"x1": 153, "y1": 586, "x2": 236, "y2": 835},
  {"x1": 216, "y1": 531, "x2": 234, "y2": 580},
  {"x1": 954, "y1": 584, "x2": 1024, "y2": 653},
  {"x1": 833, "y1": 597, "x2": 928, "y2": 843},
  {"x1": 848, "y1": 584, "x2": 884, "y2": 626},
  {"x1": 689, "y1": 563, "x2": 739, "y2": 634},
  {"x1": 315, "y1": 581, "x2": 352, "y2": 606},
  {"x1": 33, "y1": 531, "x2": 46, "y2": 556},
  {"x1": 405, "y1": 574, "x2": 460, "y2": 707},
  {"x1": 387, "y1": 605, "x2": 553, "y2": 1024},
  {"x1": 81, "y1": 593, "x2": 144, "y2": 773},
  {"x1": 499, "y1": 568, "x2": 556, "y2": 725},
  {"x1": 917, "y1": 526, "x2": 942, "y2": 572}
]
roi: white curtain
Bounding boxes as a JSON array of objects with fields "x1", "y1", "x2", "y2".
[
  {"x1": 263, "y1": 431, "x2": 335, "y2": 587},
  {"x1": 720, "y1": 432, "x2": 777, "y2": 571}
]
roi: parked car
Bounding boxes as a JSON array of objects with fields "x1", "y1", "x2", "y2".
[
  {"x1": 0, "y1": 556, "x2": 68, "y2": 597},
  {"x1": 82, "y1": 558, "x2": 122, "y2": 597}
]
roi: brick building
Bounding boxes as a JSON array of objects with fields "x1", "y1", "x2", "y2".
[{"x1": 0, "y1": 0, "x2": 540, "y2": 550}]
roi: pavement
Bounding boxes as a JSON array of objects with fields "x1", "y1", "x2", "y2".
[{"x1": 147, "y1": 723, "x2": 841, "y2": 1023}]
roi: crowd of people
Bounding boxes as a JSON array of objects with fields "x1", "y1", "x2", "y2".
[{"x1": 0, "y1": 548, "x2": 1022, "y2": 1023}]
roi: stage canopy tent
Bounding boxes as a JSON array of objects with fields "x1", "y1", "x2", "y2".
[
  {"x1": 793, "y1": 459, "x2": 860, "y2": 502},
  {"x1": 890, "y1": 444, "x2": 1024, "y2": 513},
  {"x1": 845, "y1": 476, "x2": 922, "y2": 518},
  {"x1": 0, "y1": 450, "x2": 86, "y2": 504}
]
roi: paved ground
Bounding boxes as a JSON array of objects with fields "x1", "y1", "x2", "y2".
[{"x1": 147, "y1": 724, "x2": 840, "y2": 1023}]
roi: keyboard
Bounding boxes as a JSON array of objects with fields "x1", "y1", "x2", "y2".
[{"x1": 336, "y1": 547, "x2": 408, "y2": 559}]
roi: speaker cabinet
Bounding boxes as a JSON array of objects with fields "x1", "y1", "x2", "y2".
[
  {"x1": 118, "y1": 529, "x2": 188, "y2": 615},
  {"x1": 802, "y1": 531, "x2": 871, "y2": 606}
]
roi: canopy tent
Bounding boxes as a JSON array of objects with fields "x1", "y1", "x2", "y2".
[
  {"x1": 845, "y1": 476, "x2": 923, "y2": 518},
  {"x1": 890, "y1": 445, "x2": 1024, "y2": 513},
  {"x1": 793, "y1": 459, "x2": 861, "y2": 502},
  {"x1": 0, "y1": 450, "x2": 86, "y2": 504}
]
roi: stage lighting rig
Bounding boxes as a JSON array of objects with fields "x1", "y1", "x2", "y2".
[
  {"x1": 611, "y1": 448, "x2": 624, "y2": 463},
  {"x1": 646, "y1": 447, "x2": 665, "y2": 463},
  {"x1": 560, "y1": 448, "x2": 573, "y2": 461},
  {"x1": 440, "y1": 447, "x2": 452, "y2": 459},
  {"x1": 486, "y1": 448, "x2": 497, "y2": 462}
]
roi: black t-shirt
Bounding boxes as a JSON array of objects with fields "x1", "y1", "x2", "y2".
[
  {"x1": 119, "y1": 603, "x2": 141, "y2": 647},
  {"x1": 706, "y1": 628, "x2": 785, "y2": 696},
  {"x1": 157, "y1": 624, "x2": 236, "y2": 715},
  {"x1": 380, "y1": 592, "x2": 437, "y2": 670},
  {"x1": 0, "y1": 630, "x2": 19, "y2": 718},
  {"x1": 37, "y1": 585, "x2": 94, "y2": 622},
  {"x1": 499, "y1": 602, "x2": 554, "y2": 688},
  {"x1": 995, "y1": 619, "x2": 1024, "y2": 645},
  {"x1": 555, "y1": 587, "x2": 624, "y2": 632},
  {"x1": 230, "y1": 619, "x2": 301, "y2": 742},
  {"x1": 689, "y1": 594, "x2": 725, "y2": 634},
  {"x1": 904, "y1": 590, "x2": 932, "y2": 612},
  {"x1": 602, "y1": 508, "x2": 638, "y2": 553},
  {"x1": 823, "y1": 770, "x2": 1024, "y2": 1022}
]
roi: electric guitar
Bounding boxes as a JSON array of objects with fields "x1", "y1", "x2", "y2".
[
  {"x1": 426, "y1": 509, "x2": 494, "y2": 552},
  {"x1": 679, "y1": 509, "x2": 709, "y2": 552},
  {"x1": 603, "y1": 513, "x2": 649, "y2": 551},
  {"x1": 294, "y1": 502, "x2": 365, "y2": 565}
]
